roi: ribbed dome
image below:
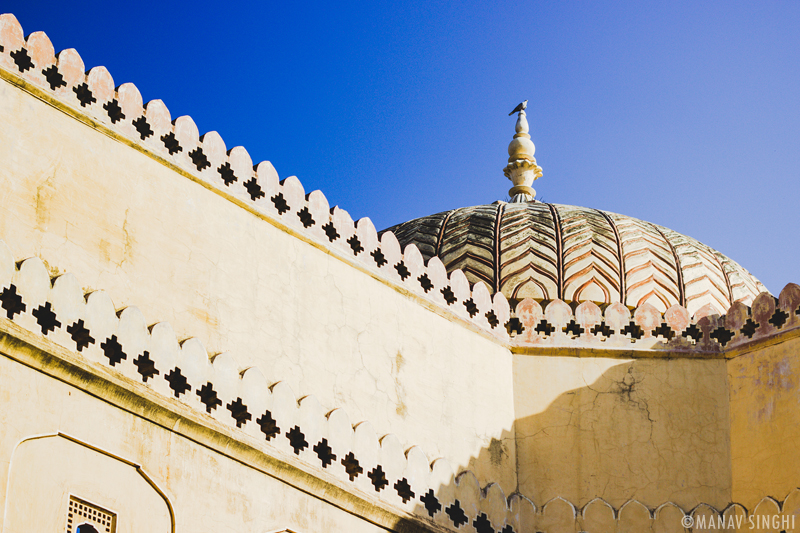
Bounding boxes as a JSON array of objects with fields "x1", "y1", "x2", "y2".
[{"x1": 383, "y1": 202, "x2": 766, "y2": 315}]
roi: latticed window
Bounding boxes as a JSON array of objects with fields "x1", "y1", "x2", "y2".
[{"x1": 66, "y1": 496, "x2": 116, "y2": 533}]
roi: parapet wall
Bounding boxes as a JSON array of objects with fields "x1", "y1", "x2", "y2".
[{"x1": 507, "y1": 284, "x2": 800, "y2": 356}]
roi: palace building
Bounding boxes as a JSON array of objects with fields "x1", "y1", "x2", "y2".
[{"x1": 0, "y1": 13, "x2": 798, "y2": 533}]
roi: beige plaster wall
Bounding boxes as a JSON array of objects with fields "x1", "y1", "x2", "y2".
[
  {"x1": 512, "y1": 354, "x2": 732, "y2": 509},
  {"x1": 0, "y1": 353, "x2": 395, "y2": 533},
  {"x1": 728, "y1": 335, "x2": 800, "y2": 509},
  {"x1": 0, "y1": 78, "x2": 516, "y2": 491}
]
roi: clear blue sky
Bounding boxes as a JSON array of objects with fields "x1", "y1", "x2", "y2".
[{"x1": 5, "y1": 2, "x2": 799, "y2": 293}]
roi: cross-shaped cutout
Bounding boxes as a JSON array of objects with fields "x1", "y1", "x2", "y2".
[
  {"x1": 534, "y1": 318, "x2": 554, "y2": 335},
  {"x1": 322, "y1": 222, "x2": 340, "y2": 242},
  {"x1": 189, "y1": 148, "x2": 211, "y2": 171},
  {"x1": 161, "y1": 132, "x2": 182, "y2": 155},
  {"x1": 417, "y1": 274, "x2": 433, "y2": 293},
  {"x1": 42, "y1": 65, "x2": 66, "y2": 90},
  {"x1": 271, "y1": 193, "x2": 290, "y2": 215},
  {"x1": 73, "y1": 83, "x2": 96, "y2": 107},
  {"x1": 368, "y1": 465, "x2": 388, "y2": 492},
  {"x1": 371, "y1": 249, "x2": 387, "y2": 267},
  {"x1": 297, "y1": 207, "x2": 315, "y2": 228},
  {"x1": 103, "y1": 99, "x2": 125, "y2": 123},
  {"x1": 133, "y1": 351, "x2": 160, "y2": 382},
  {"x1": 257, "y1": 410, "x2": 280, "y2": 440},
  {"x1": 347, "y1": 235, "x2": 364, "y2": 255},
  {"x1": 100, "y1": 335, "x2": 126, "y2": 366},
  {"x1": 463, "y1": 298, "x2": 479, "y2": 317},
  {"x1": 10, "y1": 48, "x2": 33, "y2": 72},
  {"x1": 286, "y1": 426, "x2": 308, "y2": 455},
  {"x1": 313, "y1": 438, "x2": 336, "y2": 468},
  {"x1": 710, "y1": 326, "x2": 735, "y2": 347},
  {"x1": 393, "y1": 477, "x2": 415, "y2": 503},
  {"x1": 420, "y1": 489, "x2": 441, "y2": 517},
  {"x1": 474, "y1": 512, "x2": 495, "y2": 533},
  {"x1": 394, "y1": 261, "x2": 411, "y2": 281},
  {"x1": 132, "y1": 117, "x2": 154, "y2": 140},
  {"x1": 227, "y1": 397, "x2": 252, "y2": 428},
  {"x1": 445, "y1": 500, "x2": 468, "y2": 528},
  {"x1": 67, "y1": 319, "x2": 95, "y2": 351},
  {"x1": 243, "y1": 178, "x2": 265, "y2": 201},
  {"x1": 32, "y1": 302, "x2": 61, "y2": 335},
  {"x1": 441, "y1": 286, "x2": 457, "y2": 305},
  {"x1": 683, "y1": 323, "x2": 703, "y2": 342},
  {"x1": 165, "y1": 367, "x2": 191, "y2": 398},
  {"x1": 196, "y1": 382, "x2": 222, "y2": 413},
  {"x1": 341, "y1": 452, "x2": 363, "y2": 481},
  {"x1": 217, "y1": 162, "x2": 237, "y2": 185},
  {"x1": 0, "y1": 284, "x2": 26, "y2": 319}
]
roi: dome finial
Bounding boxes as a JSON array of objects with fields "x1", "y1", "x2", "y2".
[{"x1": 504, "y1": 101, "x2": 543, "y2": 202}]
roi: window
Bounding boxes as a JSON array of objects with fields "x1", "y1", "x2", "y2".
[{"x1": 66, "y1": 496, "x2": 116, "y2": 533}]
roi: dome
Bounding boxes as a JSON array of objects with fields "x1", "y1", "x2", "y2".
[{"x1": 383, "y1": 202, "x2": 766, "y2": 315}]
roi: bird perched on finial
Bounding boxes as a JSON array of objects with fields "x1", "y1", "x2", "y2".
[{"x1": 509, "y1": 100, "x2": 528, "y2": 116}]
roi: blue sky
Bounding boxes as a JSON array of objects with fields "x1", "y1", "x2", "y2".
[{"x1": 5, "y1": 1, "x2": 799, "y2": 293}]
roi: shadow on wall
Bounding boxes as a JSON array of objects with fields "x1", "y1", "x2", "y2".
[{"x1": 403, "y1": 356, "x2": 746, "y2": 533}]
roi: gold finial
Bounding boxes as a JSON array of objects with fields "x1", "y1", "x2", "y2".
[{"x1": 503, "y1": 102, "x2": 543, "y2": 202}]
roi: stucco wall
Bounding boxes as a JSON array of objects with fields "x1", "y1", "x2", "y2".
[
  {"x1": 728, "y1": 334, "x2": 800, "y2": 509},
  {"x1": 0, "y1": 77, "x2": 516, "y2": 491},
  {"x1": 0, "y1": 353, "x2": 395, "y2": 533},
  {"x1": 512, "y1": 354, "x2": 732, "y2": 509}
]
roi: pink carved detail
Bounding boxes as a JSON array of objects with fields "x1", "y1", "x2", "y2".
[
  {"x1": 25, "y1": 31, "x2": 55, "y2": 68},
  {"x1": 697, "y1": 315, "x2": 721, "y2": 352},
  {"x1": 492, "y1": 292, "x2": 510, "y2": 332},
  {"x1": 724, "y1": 302, "x2": 748, "y2": 331},
  {"x1": 306, "y1": 191, "x2": 330, "y2": 228},
  {"x1": 723, "y1": 301, "x2": 748, "y2": 347},
  {"x1": 255, "y1": 161, "x2": 280, "y2": 195},
  {"x1": 55, "y1": 49, "x2": 85, "y2": 87},
  {"x1": 693, "y1": 303, "x2": 721, "y2": 321},
  {"x1": 0, "y1": 14, "x2": 24, "y2": 52},
  {"x1": 402, "y1": 244, "x2": 424, "y2": 279},
  {"x1": 751, "y1": 292, "x2": 777, "y2": 338},
  {"x1": 379, "y1": 231, "x2": 402, "y2": 270},
  {"x1": 116, "y1": 83, "x2": 144, "y2": 119},
  {"x1": 633, "y1": 303, "x2": 660, "y2": 338},
  {"x1": 228, "y1": 146, "x2": 253, "y2": 181},
  {"x1": 173, "y1": 115, "x2": 200, "y2": 149},
  {"x1": 575, "y1": 301, "x2": 602, "y2": 341},
  {"x1": 355, "y1": 218, "x2": 379, "y2": 253},
  {"x1": 199, "y1": 131, "x2": 227, "y2": 164},
  {"x1": 86, "y1": 66, "x2": 114, "y2": 103},
  {"x1": 545, "y1": 299, "x2": 572, "y2": 340},
  {"x1": 779, "y1": 283, "x2": 800, "y2": 327},
  {"x1": 471, "y1": 282, "x2": 492, "y2": 316},
  {"x1": 516, "y1": 298, "x2": 543, "y2": 343},
  {"x1": 279, "y1": 176, "x2": 305, "y2": 214},
  {"x1": 604, "y1": 302, "x2": 630, "y2": 337},
  {"x1": 448, "y1": 269, "x2": 470, "y2": 303},
  {"x1": 330, "y1": 206, "x2": 355, "y2": 251},
  {"x1": 664, "y1": 304, "x2": 690, "y2": 334},
  {"x1": 426, "y1": 257, "x2": 448, "y2": 294},
  {"x1": 144, "y1": 100, "x2": 172, "y2": 134}
]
